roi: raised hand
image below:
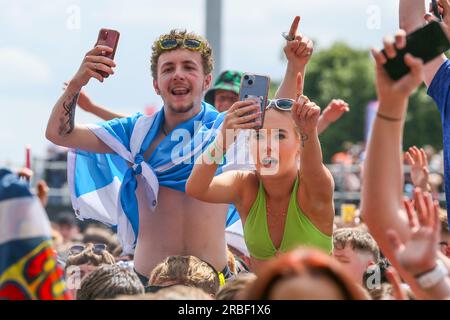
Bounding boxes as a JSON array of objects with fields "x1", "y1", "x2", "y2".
[
  {"x1": 405, "y1": 146, "x2": 430, "y2": 191},
  {"x1": 291, "y1": 74, "x2": 320, "y2": 136},
  {"x1": 220, "y1": 99, "x2": 261, "y2": 150},
  {"x1": 283, "y1": 16, "x2": 314, "y2": 69},
  {"x1": 371, "y1": 30, "x2": 424, "y2": 108},
  {"x1": 387, "y1": 189, "x2": 441, "y2": 277},
  {"x1": 70, "y1": 45, "x2": 116, "y2": 90},
  {"x1": 321, "y1": 99, "x2": 350, "y2": 124}
]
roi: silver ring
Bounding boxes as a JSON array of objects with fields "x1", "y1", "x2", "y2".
[
  {"x1": 282, "y1": 32, "x2": 295, "y2": 41},
  {"x1": 94, "y1": 63, "x2": 99, "y2": 70}
]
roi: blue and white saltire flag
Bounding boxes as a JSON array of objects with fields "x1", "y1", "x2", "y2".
[{"x1": 68, "y1": 102, "x2": 242, "y2": 254}]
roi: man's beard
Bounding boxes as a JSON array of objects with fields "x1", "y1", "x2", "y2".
[{"x1": 165, "y1": 102, "x2": 196, "y2": 114}]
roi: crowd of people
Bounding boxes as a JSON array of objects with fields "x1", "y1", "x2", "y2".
[{"x1": 2, "y1": 0, "x2": 450, "y2": 301}]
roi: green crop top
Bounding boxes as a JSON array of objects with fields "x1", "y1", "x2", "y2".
[{"x1": 243, "y1": 177, "x2": 332, "y2": 260}]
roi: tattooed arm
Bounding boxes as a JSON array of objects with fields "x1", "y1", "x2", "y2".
[{"x1": 46, "y1": 45, "x2": 116, "y2": 153}]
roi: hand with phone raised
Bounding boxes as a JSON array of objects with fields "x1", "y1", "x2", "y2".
[
  {"x1": 372, "y1": 30, "x2": 424, "y2": 114},
  {"x1": 70, "y1": 30, "x2": 119, "y2": 91},
  {"x1": 218, "y1": 99, "x2": 262, "y2": 151}
]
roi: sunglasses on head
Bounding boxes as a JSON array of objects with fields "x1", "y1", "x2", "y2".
[
  {"x1": 69, "y1": 243, "x2": 107, "y2": 256},
  {"x1": 265, "y1": 99, "x2": 295, "y2": 111},
  {"x1": 159, "y1": 38, "x2": 204, "y2": 51}
]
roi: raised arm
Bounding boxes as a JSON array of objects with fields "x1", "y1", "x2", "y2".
[
  {"x1": 399, "y1": 0, "x2": 448, "y2": 86},
  {"x1": 46, "y1": 45, "x2": 116, "y2": 153},
  {"x1": 186, "y1": 100, "x2": 261, "y2": 205},
  {"x1": 291, "y1": 74, "x2": 334, "y2": 232},
  {"x1": 362, "y1": 31, "x2": 425, "y2": 244},
  {"x1": 275, "y1": 16, "x2": 313, "y2": 100},
  {"x1": 317, "y1": 99, "x2": 350, "y2": 135},
  {"x1": 362, "y1": 31, "x2": 432, "y2": 297}
]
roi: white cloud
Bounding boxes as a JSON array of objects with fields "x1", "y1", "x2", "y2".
[{"x1": 0, "y1": 47, "x2": 52, "y2": 86}]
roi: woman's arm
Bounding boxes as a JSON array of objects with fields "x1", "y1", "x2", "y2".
[
  {"x1": 186, "y1": 100, "x2": 261, "y2": 204},
  {"x1": 290, "y1": 74, "x2": 334, "y2": 232}
]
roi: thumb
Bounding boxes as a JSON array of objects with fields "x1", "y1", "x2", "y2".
[{"x1": 296, "y1": 72, "x2": 304, "y2": 97}]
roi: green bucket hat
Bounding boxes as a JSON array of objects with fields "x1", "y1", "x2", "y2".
[{"x1": 204, "y1": 70, "x2": 243, "y2": 106}]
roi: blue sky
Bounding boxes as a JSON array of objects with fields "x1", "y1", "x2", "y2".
[{"x1": 0, "y1": 0, "x2": 422, "y2": 166}]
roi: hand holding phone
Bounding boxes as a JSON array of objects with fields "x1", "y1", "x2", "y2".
[
  {"x1": 95, "y1": 29, "x2": 120, "y2": 78},
  {"x1": 239, "y1": 73, "x2": 270, "y2": 129},
  {"x1": 382, "y1": 21, "x2": 450, "y2": 80}
]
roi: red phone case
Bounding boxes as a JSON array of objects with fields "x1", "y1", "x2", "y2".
[{"x1": 95, "y1": 28, "x2": 120, "y2": 78}]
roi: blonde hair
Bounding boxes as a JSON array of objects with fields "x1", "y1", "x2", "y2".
[
  {"x1": 150, "y1": 29, "x2": 214, "y2": 79},
  {"x1": 149, "y1": 255, "x2": 220, "y2": 295}
]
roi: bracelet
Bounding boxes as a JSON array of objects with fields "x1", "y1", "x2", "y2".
[
  {"x1": 414, "y1": 259, "x2": 449, "y2": 289},
  {"x1": 205, "y1": 143, "x2": 224, "y2": 164},
  {"x1": 376, "y1": 112, "x2": 403, "y2": 122}
]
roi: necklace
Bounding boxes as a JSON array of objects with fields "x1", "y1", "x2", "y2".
[{"x1": 161, "y1": 124, "x2": 169, "y2": 136}]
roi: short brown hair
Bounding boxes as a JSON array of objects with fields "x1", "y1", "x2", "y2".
[
  {"x1": 216, "y1": 273, "x2": 257, "y2": 300},
  {"x1": 65, "y1": 243, "x2": 115, "y2": 270},
  {"x1": 149, "y1": 285, "x2": 213, "y2": 300},
  {"x1": 150, "y1": 29, "x2": 214, "y2": 79},
  {"x1": 77, "y1": 264, "x2": 144, "y2": 300},
  {"x1": 149, "y1": 255, "x2": 220, "y2": 295},
  {"x1": 333, "y1": 228, "x2": 380, "y2": 262}
]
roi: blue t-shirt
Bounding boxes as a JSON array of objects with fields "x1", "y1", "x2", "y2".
[{"x1": 427, "y1": 59, "x2": 450, "y2": 230}]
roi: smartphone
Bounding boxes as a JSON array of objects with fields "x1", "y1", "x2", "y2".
[
  {"x1": 382, "y1": 21, "x2": 450, "y2": 80},
  {"x1": 95, "y1": 28, "x2": 120, "y2": 78},
  {"x1": 239, "y1": 73, "x2": 270, "y2": 129},
  {"x1": 432, "y1": 0, "x2": 443, "y2": 21},
  {"x1": 25, "y1": 145, "x2": 31, "y2": 170}
]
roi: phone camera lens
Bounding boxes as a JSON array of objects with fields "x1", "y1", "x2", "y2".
[
  {"x1": 244, "y1": 75, "x2": 249, "y2": 80},
  {"x1": 248, "y1": 80, "x2": 254, "y2": 85}
]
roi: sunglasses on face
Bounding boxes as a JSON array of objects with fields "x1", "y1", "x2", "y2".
[
  {"x1": 69, "y1": 243, "x2": 107, "y2": 256},
  {"x1": 159, "y1": 38, "x2": 203, "y2": 51},
  {"x1": 265, "y1": 99, "x2": 296, "y2": 111}
]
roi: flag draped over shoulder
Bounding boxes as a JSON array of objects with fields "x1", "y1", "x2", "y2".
[
  {"x1": 68, "y1": 102, "x2": 241, "y2": 254},
  {"x1": 0, "y1": 169, "x2": 71, "y2": 300}
]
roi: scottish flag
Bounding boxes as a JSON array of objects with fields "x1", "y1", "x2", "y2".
[
  {"x1": 0, "y1": 169, "x2": 71, "y2": 300},
  {"x1": 69, "y1": 102, "x2": 242, "y2": 254}
]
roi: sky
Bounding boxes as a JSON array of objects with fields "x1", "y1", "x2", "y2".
[{"x1": 0, "y1": 0, "x2": 426, "y2": 167}]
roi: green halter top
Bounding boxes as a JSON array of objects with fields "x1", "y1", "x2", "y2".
[{"x1": 243, "y1": 177, "x2": 332, "y2": 260}]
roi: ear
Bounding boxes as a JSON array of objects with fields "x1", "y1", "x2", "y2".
[
  {"x1": 153, "y1": 79, "x2": 161, "y2": 96},
  {"x1": 203, "y1": 73, "x2": 212, "y2": 92}
]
